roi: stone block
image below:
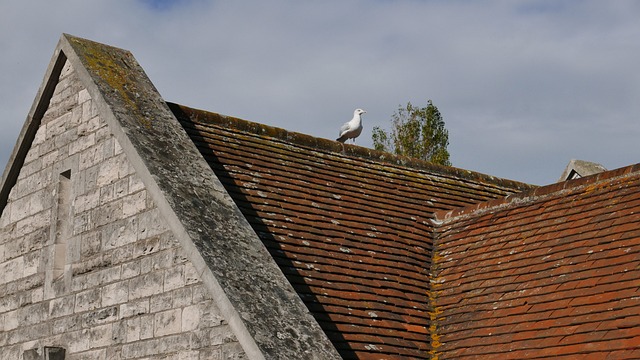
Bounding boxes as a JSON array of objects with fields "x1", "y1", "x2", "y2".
[
  {"x1": 82, "y1": 165, "x2": 99, "y2": 195},
  {"x1": 164, "y1": 264, "x2": 185, "y2": 292},
  {"x1": 133, "y1": 236, "x2": 161, "y2": 262},
  {"x1": 100, "y1": 178, "x2": 129, "y2": 206},
  {"x1": 122, "y1": 191, "x2": 146, "y2": 218},
  {"x1": 102, "y1": 217, "x2": 137, "y2": 250},
  {"x1": 192, "y1": 285, "x2": 212, "y2": 303},
  {"x1": 116, "y1": 154, "x2": 134, "y2": 179},
  {"x1": 199, "y1": 300, "x2": 225, "y2": 328},
  {"x1": 141, "y1": 249, "x2": 172, "y2": 275},
  {"x1": 81, "y1": 306, "x2": 118, "y2": 328},
  {"x1": 66, "y1": 329, "x2": 90, "y2": 353},
  {"x1": 53, "y1": 315, "x2": 81, "y2": 335},
  {"x1": 154, "y1": 309, "x2": 182, "y2": 336},
  {"x1": 121, "y1": 259, "x2": 140, "y2": 280},
  {"x1": 23, "y1": 250, "x2": 41, "y2": 278},
  {"x1": 24, "y1": 145, "x2": 40, "y2": 164},
  {"x1": 184, "y1": 262, "x2": 200, "y2": 285},
  {"x1": 113, "y1": 178, "x2": 129, "y2": 200},
  {"x1": 128, "y1": 271, "x2": 163, "y2": 300},
  {"x1": 19, "y1": 302, "x2": 48, "y2": 326},
  {"x1": 15, "y1": 211, "x2": 50, "y2": 238},
  {"x1": 73, "y1": 349, "x2": 103, "y2": 360},
  {"x1": 49, "y1": 294, "x2": 75, "y2": 318},
  {"x1": 150, "y1": 292, "x2": 172, "y2": 313},
  {"x1": 91, "y1": 200, "x2": 123, "y2": 228},
  {"x1": 72, "y1": 212, "x2": 90, "y2": 236},
  {"x1": 79, "y1": 146, "x2": 104, "y2": 171},
  {"x1": 28, "y1": 189, "x2": 51, "y2": 217},
  {"x1": 96, "y1": 157, "x2": 119, "y2": 188},
  {"x1": 82, "y1": 98, "x2": 99, "y2": 120},
  {"x1": 70, "y1": 104, "x2": 83, "y2": 127},
  {"x1": 178, "y1": 350, "x2": 200, "y2": 360},
  {"x1": 17, "y1": 157, "x2": 42, "y2": 180},
  {"x1": 181, "y1": 305, "x2": 200, "y2": 332},
  {"x1": 0, "y1": 256, "x2": 24, "y2": 284},
  {"x1": 9, "y1": 196, "x2": 30, "y2": 223},
  {"x1": 119, "y1": 298, "x2": 149, "y2": 319},
  {"x1": 171, "y1": 287, "x2": 193, "y2": 308},
  {"x1": 4, "y1": 309, "x2": 18, "y2": 331},
  {"x1": 78, "y1": 88, "x2": 91, "y2": 104},
  {"x1": 88, "y1": 323, "x2": 113, "y2": 349},
  {"x1": 75, "y1": 288, "x2": 101, "y2": 313},
  {"x1": 53, "y1": 128, "x2": 75, "y2": 151},
  {"x1": 128, "y1": 175, "x2": 144, "y2": 194},
  {"x1": 41, "y1": 149, "x2": 60, "y2": 168},
  {"x1": 111, "y1": 319, "x2": 127, "y2": 345},
  {"x1": 46, "y1": 113, "x2": 71, "y2": 139},
  {"x1": 101, "y1": 137, "x2": 116, "y2": 160},
  {"x1": 94, "y1": 125, "x2": 111, "y2": 143},
  {"x1": 81, "y1": 231, "x2": 101, "y2": 258},
  {"x1": 69, "y1": 132, "x2": 96, "y2": 155},
  {"x1": 140, "y1": 313, "x2": 154, "y2": 340},
  {"x1": 137, "y1": 209, "x2": 166, "y2": 240},
  {"x1": 125, "y1": 317, "x2": 141, "y2": 342},
  {"x1": 102, "y1": 281, "x2": 129, "y2": 307}
]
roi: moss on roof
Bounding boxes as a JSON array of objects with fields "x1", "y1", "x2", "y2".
[
  {"x1": 168, "y1": 102, "x2": 536, "y2": 195},
  {"x1": 66, "y1": 34, "x2": 155, "y2": 128}
]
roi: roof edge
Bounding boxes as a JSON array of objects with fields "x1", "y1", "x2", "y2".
[
  {"x1": 168, "y1": 102, "x2": 535, "y2": 193},
  {"x1": 434, "y1": 162, "x2": 640, "y2": 225},
  {"x1": 36, "y1": 34, "x2": 341, "y2": 360}
]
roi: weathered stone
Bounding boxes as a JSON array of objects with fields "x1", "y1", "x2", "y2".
[{"x1": 0, "y1": 34, "x2": 337, "y2": 360}]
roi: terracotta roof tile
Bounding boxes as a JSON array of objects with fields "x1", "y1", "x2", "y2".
[
  {"x1": 433, "y1": 165, "x2": 640, "y2": 359},
  {"x1": 169, "y1": 103, "x2": 532, "y2": 359}
]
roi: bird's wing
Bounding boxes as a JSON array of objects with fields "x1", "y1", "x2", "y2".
[{"x1": 339, "y1": 121, "x2": 352, "y2": 136}]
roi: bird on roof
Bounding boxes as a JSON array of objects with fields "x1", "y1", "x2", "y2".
[{"x1": 336, "y1": 108, "x2": 366, "y2": 143}]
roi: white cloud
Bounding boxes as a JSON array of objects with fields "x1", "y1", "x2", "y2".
[{"x1": 2, "y1": 0, "x2": 640, "y2": 185}]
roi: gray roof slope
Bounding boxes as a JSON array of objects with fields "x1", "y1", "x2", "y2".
[{"x1": 0, "y1": 34, "x2": 341, "y2": 360}]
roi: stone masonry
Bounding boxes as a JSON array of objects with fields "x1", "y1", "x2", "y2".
[{"x1": 0, "y1": 59, "x2": 246, "y2": 359}]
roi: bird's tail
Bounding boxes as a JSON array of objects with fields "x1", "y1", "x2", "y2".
[{"x1": 336, "y1": 136, "x2": 347, "y2": 143}]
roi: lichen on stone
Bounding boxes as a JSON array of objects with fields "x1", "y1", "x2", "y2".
[{"x1": 68, "y1": 36, "x2": 153, "y2": 129}]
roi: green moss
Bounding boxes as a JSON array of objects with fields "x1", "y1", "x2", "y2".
[
  {"x1": 68, "y1": 36, "x2": 152, "y2": 128},
  {"x1": 428, "y1": 250, "x2": 444, "y2": 359}
]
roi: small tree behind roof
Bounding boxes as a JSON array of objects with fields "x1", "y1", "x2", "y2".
[{"x1": 373, "y1": 100, "x2": 451, "y2": 166}]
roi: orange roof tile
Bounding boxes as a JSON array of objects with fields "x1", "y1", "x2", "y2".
[
  {"x1": 169, "y1": 103, "x2": 532, "y2": 359},
  {"x1": 433, "y1": 164, "x2": 640, "y2": 359}
]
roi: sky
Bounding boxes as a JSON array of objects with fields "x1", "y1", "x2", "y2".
[{"x1": 1, "y1": 1, "x2": 639, "y2": 186}]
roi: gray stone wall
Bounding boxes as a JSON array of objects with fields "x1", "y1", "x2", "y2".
[{"x1": 0, "y1": 60, "x2": 246, "y2": 359}]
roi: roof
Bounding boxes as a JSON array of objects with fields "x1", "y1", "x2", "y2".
[
  {"x1": 6, "y1": 34, "x2": 638, "y2": 359},
  {"x1": 168, "y1": 103, "x2": 534, "y2": 359},
  {"x1": 432, "y1": 164, "x2": 640, "y2": 359},
  {"x1": 558, "y1": 159, "x2": 607, "y2": 182}
]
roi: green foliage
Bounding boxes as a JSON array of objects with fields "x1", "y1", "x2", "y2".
[{"x1": 372, "y1": 100, "x2": 451, "y2": 166}]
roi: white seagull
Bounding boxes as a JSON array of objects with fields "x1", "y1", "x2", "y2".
[{"x1": 336, "y1": 108, "x2": 366, "y2": 143}]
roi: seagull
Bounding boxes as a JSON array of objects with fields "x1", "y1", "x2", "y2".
[{"x1": 336, "y1": 108, "x2": 366, "y2": 143}]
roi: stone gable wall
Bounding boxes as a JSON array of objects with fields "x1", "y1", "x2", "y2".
[{"x1": 0, "y1": 60, "x2": 245, "y2": 359}]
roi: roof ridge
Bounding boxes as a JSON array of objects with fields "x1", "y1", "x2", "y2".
[
  {"x1": 167, "y1": 102, "x2": 535, "y2": 192},
  {"x1": 434, "y1": 162, "x2": 640, "y2": 225}
]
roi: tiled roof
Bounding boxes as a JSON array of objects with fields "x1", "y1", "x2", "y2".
[
  {"x1": 169, "y1": 103, "x2": 533, "y2": 359},
  {"x1": 432, "y1": 164, "x2": 640, "y2": 359}
]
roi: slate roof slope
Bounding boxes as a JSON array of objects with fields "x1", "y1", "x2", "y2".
[
  {"x1": 169, "y1": 103, "x2": 535, "y2": 359},
  {"x1": 432, "y1": 164, "x2": 640, "y2": 359}
]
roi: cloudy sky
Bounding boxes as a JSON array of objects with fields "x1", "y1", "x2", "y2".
[{"x1": 1, "y1": 1, "x2": 639, "y2": 185}]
